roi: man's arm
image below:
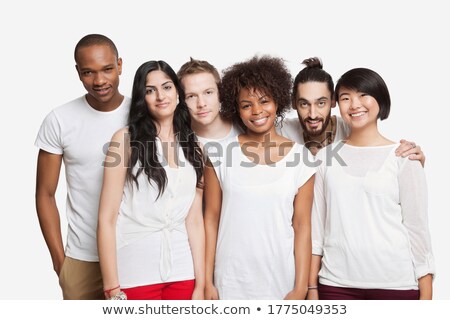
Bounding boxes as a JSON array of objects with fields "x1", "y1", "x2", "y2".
[
  {"x1": 340, "y1": 116, "x2": 426, "y2": 166},
  {"x1": 35, "y1": 149, "x2": 65, "y2": 275}
]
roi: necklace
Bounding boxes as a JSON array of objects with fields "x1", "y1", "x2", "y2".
[{"x1": 302, "y1": 116, "x2": 336, "y2": 154}]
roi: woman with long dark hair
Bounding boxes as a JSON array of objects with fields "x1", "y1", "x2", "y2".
[{"x1": 97, "y1": 60, "x2": 204, "y2": 300}]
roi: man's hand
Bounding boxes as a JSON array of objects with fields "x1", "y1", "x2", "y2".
[{"x1": 396, "y1": 139, "x2": 425, "y2": 167}]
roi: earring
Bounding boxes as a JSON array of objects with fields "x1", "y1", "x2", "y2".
[{"x1": 176, "y1": 95, "x2": 179, "y2": 105}]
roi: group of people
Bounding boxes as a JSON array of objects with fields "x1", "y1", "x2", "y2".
[{"x1": 35, "y1": 34, "x2": 434, "y2": 301}]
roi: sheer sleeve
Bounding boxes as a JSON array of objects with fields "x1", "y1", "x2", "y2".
[{"x1": 398, "y1": 158, "x2": 435, "y2": 280}]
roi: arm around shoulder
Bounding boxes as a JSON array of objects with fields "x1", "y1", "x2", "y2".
[{"x1": 396, "y1": 139, "x2": 426, "y2": 167}]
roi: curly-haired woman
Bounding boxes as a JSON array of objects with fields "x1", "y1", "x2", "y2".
[{"x1": 204, "y1": 55, "x2": 316, "y2": 300}]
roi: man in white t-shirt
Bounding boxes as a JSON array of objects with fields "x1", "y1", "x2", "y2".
[
  {"x1": 35, "y1": 34, "x2": 130, "y2": 299},
  {"x1": 177, "y1": 58, "x2": 242, "y2": 152},
  {"x1": 279, "y1": 57, "x2": 425, "y2": 165}
]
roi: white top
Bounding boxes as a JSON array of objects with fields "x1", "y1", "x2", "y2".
[
  {"x1": 312, "y1": 142, "x2": 435, "y2": 289},
  {"x1": 211, "y1": 138, "x2": 316, "y2": 299},
  {"x1": 277, "y1": 116, "x2": 350, "y2": 145},
  {"x1": 116, "y1": 139, "x2": 197, "y2": 287},
  {"x1": 196, "y1": 122, "x2": 243, "y2": 159},
  {"x1": 35, "y1": 96, "x2": 131, "y2": 261}
]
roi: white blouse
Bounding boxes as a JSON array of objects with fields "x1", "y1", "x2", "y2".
[
  {"x1": 116, "y1": 139, "x2": 197, "y2": 288},
  {"x1": 312, "y1": 142, "x2": 435, "y2": 289}
]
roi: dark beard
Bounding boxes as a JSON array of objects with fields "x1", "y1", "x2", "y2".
[{"x1": 300, "y1": 114, "x2": 332, "y2": 138}]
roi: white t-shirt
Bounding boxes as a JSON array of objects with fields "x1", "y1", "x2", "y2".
[
  {"x1": 312, "y1": 142, "x2": 435, "y2": 289},
  {"x1": 116, "y1": 139, "x2": 197, "y2": 287},
  {"x1": 35, "y1": 96, "x2": 131, "y2": 261},
  {"x1": 210, "y1": 138, "x2": 316, "y2": 299},
  {"x1": 196, "y1": 122, "x2": 243, "y2": 160},
  {"x1": 277, "y1": 116, "x2": 350, "y2": 145}
]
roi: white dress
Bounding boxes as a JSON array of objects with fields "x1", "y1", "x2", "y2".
[
  {"x1": 312, "y1": 142, "x2": 435, "y2": 289},
  {"x1": 211, "y1": 137, "x2": 316, "y2": 299}
]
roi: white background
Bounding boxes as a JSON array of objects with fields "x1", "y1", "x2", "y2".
[{"x1": 1, "y1": 0, "x2": 448, "y2": 300}]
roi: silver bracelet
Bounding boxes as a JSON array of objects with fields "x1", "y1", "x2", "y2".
[
  {"x1": 108, "y1": 291, "x2": 127, "y2": 300},
  {"x1": 308, "y1": 286, "x2": 318, "y2": 290}
]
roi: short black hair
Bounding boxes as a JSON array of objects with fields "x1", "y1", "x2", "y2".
[
  {"x1": 74, "y1": 34, "x2": 119, "y2": 63},
  {"x1": 335, "y1": 68, "x2": 391, "y2": 120}
]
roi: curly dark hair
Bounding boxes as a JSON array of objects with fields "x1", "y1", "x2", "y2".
[{"x1": 220, "y1": 55, "x2": 292, "y2": 131}]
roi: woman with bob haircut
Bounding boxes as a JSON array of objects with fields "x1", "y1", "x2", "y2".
[
  {"x1": 97, "y1": 60, "x2": 205, "y2": 300},
  {"x1": 204, "y1": 55, "x2": 316, "y2": 300},
  {"x1": 309, "y1": 67, "x2": 435, "y2": 300}
]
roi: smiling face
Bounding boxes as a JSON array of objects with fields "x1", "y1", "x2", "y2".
[
  {"x1": 294, "y1": 81, "x2": 335, "y2": 137},
  {"x1": 181, "y1": 72, "x2": 221, "y2": 128},
  {"x1": 145, "y1": 70, "x2": 178, "y2": 122},
  {"x1": 337, "y1": 86, "x2": 380, "y2": 130},
  {"x1": 75, "y1": 44, "x2": 122, "y2": 111},
  {"x1": 238, "y1": 87, "x2": 277, "y2": 135}
]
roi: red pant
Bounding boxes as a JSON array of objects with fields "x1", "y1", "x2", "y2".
[
  {"x1": 122, "y1": 279, "x2": 195, "y2": 300},
  {"x1": 318, "y1": 283, "x2": 419, "y2": 300}
]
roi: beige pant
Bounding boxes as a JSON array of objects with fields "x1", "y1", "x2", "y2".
[{"x1": 59, "y1": 257, "x2": 104, "y2": 300}]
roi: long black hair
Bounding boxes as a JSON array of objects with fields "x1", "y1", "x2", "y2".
[{"x1": 127, "y1": 60, "x2": 203, "y2": 198}]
